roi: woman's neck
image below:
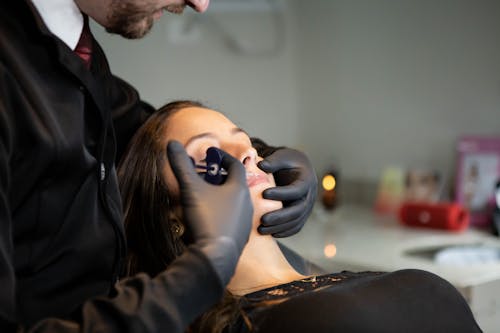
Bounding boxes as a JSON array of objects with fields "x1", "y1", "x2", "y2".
[{"x1": 227, "y1": 229, "x2": 307, "y2": 296}]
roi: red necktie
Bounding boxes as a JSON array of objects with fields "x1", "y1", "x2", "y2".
[{"x1": 74, "y1": 16, "x2": 92, "y2": 69}]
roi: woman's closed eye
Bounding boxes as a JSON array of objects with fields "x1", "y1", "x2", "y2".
[{"x1": 190, "y1": 158, "x2": 212, "y2": 179}]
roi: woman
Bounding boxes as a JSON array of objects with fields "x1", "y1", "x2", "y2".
[{"x1": 118, "y1": 101, "x2": 482, "y2": 333}]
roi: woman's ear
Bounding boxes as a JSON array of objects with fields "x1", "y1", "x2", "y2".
[{"x1": 168, "y1": 211, "x2": 185, "y2": 239}]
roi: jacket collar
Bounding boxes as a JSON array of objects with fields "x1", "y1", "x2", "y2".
[
  {"x1": 6, "y1": 1, "x2": 113, "y2": 122},
  {"x1": 31, "y1": 0, "x2": 84, "y2": 50}
]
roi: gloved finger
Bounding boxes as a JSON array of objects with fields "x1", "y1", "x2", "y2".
[
  {"x1": 260, "y1": 199, "x2": 305, "y2": 227},
  {"x1": 258, "y1": 158, "x2": 293, "y2": 174},
  {"x1": 220, "y1": 151, "x2": 247, "y2": 184},
  {"x1": 257, "y1": 214, "x2": 305, "y2": 237},
  {"x1": 166, "y1": 140, "x2": 202, "y2": 188},
  {"x1": 273, "y1": 222, "x2": 305, "y2": 238},
  {"x1": 262, "y1": 180, "x2": 309, "y2": 202}
]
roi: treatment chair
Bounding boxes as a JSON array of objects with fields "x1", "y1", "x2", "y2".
[{"x1": 278, "y1": 242, "x2": 326, "y2": 276}]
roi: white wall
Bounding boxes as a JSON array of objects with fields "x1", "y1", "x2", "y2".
[
  {"x1": 93, "y1": 0, "x2": 500, "y2": 184},
  {"x1": 91, "y1": 2, "x2": 300, "y2": 147},
  {"x1": 295, "y1": 0, "x2": 500, "y2": 181}
]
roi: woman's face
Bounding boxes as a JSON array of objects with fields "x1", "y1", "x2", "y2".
[{"x1": 162, "y1": 106, "x2": 282, "y2": 225}]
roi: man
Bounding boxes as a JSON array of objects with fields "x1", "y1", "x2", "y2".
[{"x1": 0, "y1": 0, "x2": 317, "y2": 332}]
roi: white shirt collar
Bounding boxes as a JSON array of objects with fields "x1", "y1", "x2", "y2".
[{"x1": 31, "y1": 0, "x2": 84, "y2": 50}]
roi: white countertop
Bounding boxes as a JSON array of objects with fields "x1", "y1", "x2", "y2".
[{"x1": 280, "y1": 204, "x2": 500, "y2": 289}]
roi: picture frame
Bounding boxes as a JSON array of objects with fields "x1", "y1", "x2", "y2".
[
  {"x1": 403, "y1": 168, "x2": 443, "y2": 203},
  {"x1": 374, "y1": 166, "x2": 443, "y2": 215},
  {"x1": 455, "y1": 136, "x2": 500, "y2": 227}
]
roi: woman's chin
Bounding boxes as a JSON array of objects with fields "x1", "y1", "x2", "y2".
[{"x1": 250, "y1": 185, "x2": 283, "y2": 230}]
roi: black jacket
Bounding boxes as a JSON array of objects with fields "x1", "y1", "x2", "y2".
[{"x1": 0, "y1": 1, "x2": 223, "y2": 331}]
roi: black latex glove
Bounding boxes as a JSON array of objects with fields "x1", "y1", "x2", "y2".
[
  {"x1": 166, "y1": 141, "x2": 253, "y2": 286},
  {"x1": 257, "y1": 147, "x2": 318, "y2": 238}
]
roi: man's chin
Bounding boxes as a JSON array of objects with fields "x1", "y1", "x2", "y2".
[
  {"x1": 106, "y1": 18, "x2": 154, "y2": 39},
  {"x1": 165, "y1": 4, "x2": 186, "y2": 14}
]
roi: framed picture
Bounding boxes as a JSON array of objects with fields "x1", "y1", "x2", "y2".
[
  {"x1": 403, "y1": 168, "x2": 442, "y2": 203},
  {"x1": 374, "y1": 167, "x2": 443, "y2": 215},
  {"x1": 455, "y1": 136, "x2": 500, "y2": 227}
]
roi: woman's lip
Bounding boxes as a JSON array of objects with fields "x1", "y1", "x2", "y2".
[{"x1": 246, "y1": 172, "x2": 269, "y2": 187}]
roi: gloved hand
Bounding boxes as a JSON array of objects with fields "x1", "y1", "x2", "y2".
[
  {"x1": 257, "y1": 147, "x2": 318, "y2": 238},
  {"x1": 166, "y1": 141, "x2": 253, "y2": 286}
]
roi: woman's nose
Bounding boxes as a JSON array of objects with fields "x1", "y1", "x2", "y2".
[{"x1": 240, "y1": 147, "x2": 258, "y2": 166}]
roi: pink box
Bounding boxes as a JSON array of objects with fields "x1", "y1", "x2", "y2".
[{"x1": 455, "y1": 136, "x2": 500, "y2": 227}]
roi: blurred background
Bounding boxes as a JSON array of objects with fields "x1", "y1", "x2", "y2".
[
  {"x1": 92, "y1": 1, "x2": 500, "y2": 330},
  {"x1": 92, "y1": 0, "x2": 500, "y2": 203}
]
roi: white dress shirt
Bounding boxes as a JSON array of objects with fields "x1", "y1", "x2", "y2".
[{"x1": 31, "y1": 0, "x2": 84, "y2": 50}]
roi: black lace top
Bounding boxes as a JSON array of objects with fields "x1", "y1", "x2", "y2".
[{"x1": 228, "y1": 270, "x2": 482, "y2": 333}]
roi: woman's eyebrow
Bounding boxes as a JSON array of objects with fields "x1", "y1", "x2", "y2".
[
  {"x1": 185, "y1": 128, "x2": 248, "y2": 147},
  {"x1": 232, "y1": 127, "x2": 248, "y2": 136},
  {"x1": 185, "y1": 132, "x2": 215, "y2": 147}
]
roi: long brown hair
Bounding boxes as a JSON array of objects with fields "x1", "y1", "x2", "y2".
[
  {"x1": 117, "y1": 100, "x2": 244, "y2": 333},
  {"x1": 118, "y1": 100, "x2": 203, "y2": 276}
]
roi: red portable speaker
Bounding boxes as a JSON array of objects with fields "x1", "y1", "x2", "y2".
[{"x1": 398, "y1": 202, "x2": 470, "y2": 231}]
